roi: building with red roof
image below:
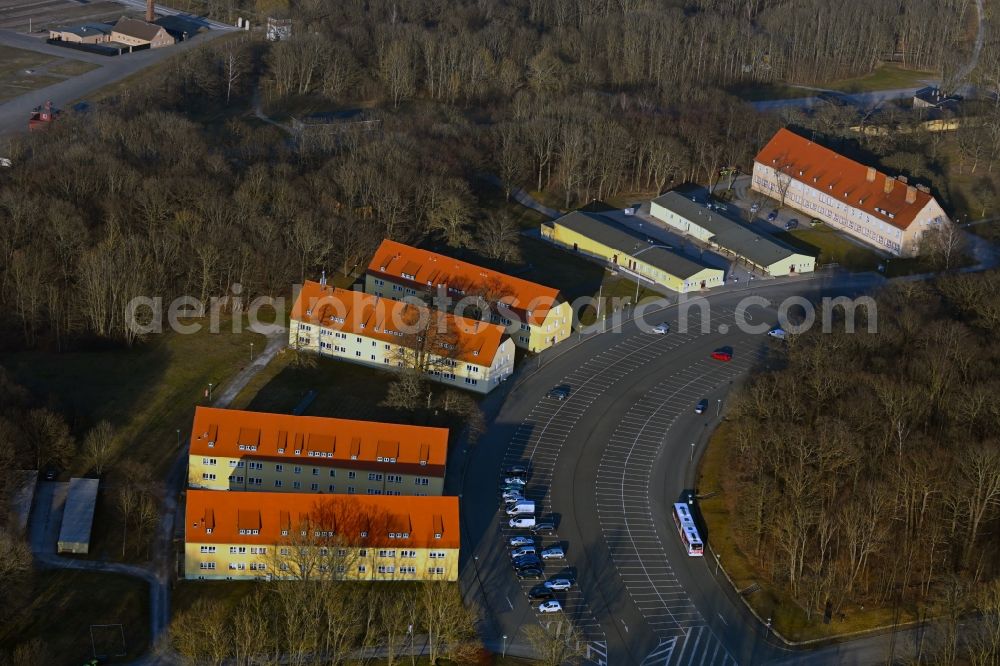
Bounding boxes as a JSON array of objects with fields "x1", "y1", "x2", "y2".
[
  {"x1": 289, "y1": 280, "x2": 514, "y2": 394},
  {"x1": 752, "y1": 128, "x2": 950, "y2": 257},
  {"x1": 184, "y1": 490, "x2": 459, "y2": 580},
  {"x1": 188, "y1": 406, "x2": 449, "y2": 496},
  {"x1": 365, "y1": 239, "x2": 572, "y2": 352}
]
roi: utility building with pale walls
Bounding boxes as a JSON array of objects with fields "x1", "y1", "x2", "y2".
[
  {"x1": 289, "y1": 281, "x2": 515, "y2": 394},
  {"x1": 188, "y1": 407, "x2": 449, "y2": 496},
  {"x1": 650, "y1": 191, "x2": 816, "y2": 276},
  {"x1": 752, "y1": 128, "x2": 949, "y2": 257},
  {"x1": 542, "y1": 211, "x2": 724, "y2": 293},
  {"x1": 365, "y1": 239, "x2": 572, "y2": 353},
  {"x1": 184, "y1": 490, "x2": 460, "y2": 581}
]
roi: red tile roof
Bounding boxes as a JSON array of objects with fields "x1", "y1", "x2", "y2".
[
  {"x1": 185, "y1": 490, "x2": 460, "y2": 549},
  {"x1": 189, "y1": 407, "x2": 448, "y2": 475},
  {"x1": 754, "y1": 128, "x2": 935, "y2": 231},
  {"x1": 291, "y1": 282, "x2": 506, "y2": 367},
  {"x1": 367, "y1": 239, "x2": 560, "y2": 326}
]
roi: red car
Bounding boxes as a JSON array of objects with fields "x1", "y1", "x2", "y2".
[{"x1": 711, "y1": 347, "x2": 733, "y2": 362}]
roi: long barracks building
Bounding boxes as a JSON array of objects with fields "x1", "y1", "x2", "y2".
[
  {"x1": 184, "y1": 490, "x2": 460, "y2": 581},
  {"x1": 289, "y1": 281, "x2": 515, "y2": 394},
  {"x1": 752, "y1": 128, "x2": 949, "y2": 257},
  {"x1": 188, "y1": 407, "x2": 449, "y2": 496},
  {"x1": 365, "y1": 239, "x2": 572, "y2": 353}
]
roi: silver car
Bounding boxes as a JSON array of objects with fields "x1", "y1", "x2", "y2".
[{"x1": 540, "y1": 547, "x2": 565, "y2": 560}]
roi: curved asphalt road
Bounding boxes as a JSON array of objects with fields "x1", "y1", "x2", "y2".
[{"x1": 459, "y1": 271, "x2": 942, "y2": 666}]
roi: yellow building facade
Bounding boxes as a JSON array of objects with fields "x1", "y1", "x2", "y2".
[
  {"x1": 184, "y1": 490, "x2": 459, "y2": 581},
  {"x1": 543, "y1": 212, "x2": 724, "y2": 294},
  {"x1": 187, "y1": 407, "x2": 448, "y2": 496},
  {"x1": 290, "y1": 282, "x2": 515, "y2": 394},
  {"x1": 365, "y1": 239, "x2": 572, "y2": 353}
]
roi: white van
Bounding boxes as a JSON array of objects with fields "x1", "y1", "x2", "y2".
[
  {"x1": 509, "y1": 516, "x2": 536, "y2": 528},
  {"x1": 506, "y1": 500, "x2": 536, "y2": 516}
]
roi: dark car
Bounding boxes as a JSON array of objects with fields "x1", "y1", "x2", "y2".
[
  {"x1": 695, "y1": 399, "x2": 708, "y2": 414},
  {"x1": 784, "y1": 219, "x2": 799, "y2": 230},
  {"x1": 513, "y1": 555, "x2": 543, "y2": 569},
  {"x1": 516, "y1": 567, "x2": 544, "y2": 579},
  {"x1": 43, "y1": 468, "x2": 58, "y2": 481},
  {"x1": 767, "y1": 210, "x2": 778, "y2": 222},
  {"x1": 505, "y1": 464, "x2": 529, "y2": 475},
  {"x1": 547, "y1": 385, "x2": 571, "y2": 400},
  {"x1": 711, "y1": 347, "x2": 733, "y2": 362},
  {"x1": 531, "y1": 522, "x2": 556, "y2": 535},
  {"x1": 528, "y1": 586, "x2": 555, "y2": 600}
]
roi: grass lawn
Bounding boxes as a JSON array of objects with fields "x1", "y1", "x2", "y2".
[
  {"x1": 826, "y1": 64, "x2": 935, "y2": 94},
  {"x1": 0, "y1": 570, "x2": 149, "y2": 665},
  {"x1": 230, "y1": 350, "x2": 401, "y2": 422},
  {"x1": 45, "y1": 58, "x2": 100, "y2": 78},
  {"x1": 172, "y1": 579, "x2": 259, "y2": 616},
  {"x1": 726, "y1": 82, "x2": 809, "y2": 102},
  {"x1": 0, "y1": 45, "x2": 101, "y2": 103},
  {"x1": 2, "y1": 319, "x2": 266, "y2": 562},
  {"x1": 698, "y1": 423, "x2": 919, "y2": 641},
  {"x1": 776, "y1": 226, "x2": 883, "y2": 272}
]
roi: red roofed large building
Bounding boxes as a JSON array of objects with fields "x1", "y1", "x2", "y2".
[
  {"x1": 752, "y1": 128, "x2": 950, "y2": 257},
  {"x1": 289, "y1": 280, "x2": 514, "y2": 394},
  {"x1": 365, "y1": 239, "x2": 572, "y2": 352},
  {"x1": 188, "y1": 407, "x2": 449, "y2": 496},
  {"x1": 184, "y1": 490, "x2": 459, "y2": 580}
]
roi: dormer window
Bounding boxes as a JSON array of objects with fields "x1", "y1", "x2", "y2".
[
  {"x1": 473, "y1": 350, "x2": 479, "y2": 356},
  {"x1": 360, "y1": 531, "x2": 368, "y2": 537},
  {"x1": 208, "y1": 441, "x2": 215, "y2": 448},
  {"x1": 277, "y1": 447, "x2": 284, "y2": 454},
  {"x1": 206, "y1": 528, "x2": 213, "y2": 534},
  {"x1": 434, "y1": 533, "x2": 442, "y2": 539}
]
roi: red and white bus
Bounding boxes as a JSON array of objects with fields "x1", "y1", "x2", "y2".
[{"x1": 672, "y1": 502, "x2": 704, "y2": 557}]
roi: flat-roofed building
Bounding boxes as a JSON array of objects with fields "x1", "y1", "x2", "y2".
[
  {"x1": 184, "y1": 490, "x2": 459, "y2": 581},
  {"x1": 542, "y1": 211, "x2": 724, "y2": 293},
  {"x1": 57, "y1": 477, "x2": 99, "y2": 554},
  {"x1": 752, "y1": 128, "x2": 949, "y2": 257},
  {"x1": 289, "y1": 281, "x2": 515, "y2": 394},
  {"x1": 650, "y1": 191, "x2": 816, "y2": 276},
  {"x1": 365, "y1": 239, "x2": 572, "y2": 353},
  {"x1": 188, "y1": 407, "x2": 448, "y2": 496}
]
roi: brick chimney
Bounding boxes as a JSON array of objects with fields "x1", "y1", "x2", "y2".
[
  {"x1": 884, "y1": 175, "x2": 895, "y2": 194},
  {"x1": 905, "y1": 185, "x2": 917, "y2": 204},
  {"x1": 865, "y1": 166, "x2": 876, "y2": 182},
  {"x1": 146, "y1": 0, "x2": 155, "y2": 22}
]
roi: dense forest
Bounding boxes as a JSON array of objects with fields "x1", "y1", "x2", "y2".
[
  {"x1": 723, "y1": 272, "x2": 1000, "y2": 657},
  {"x1": 0, "y1": 0, "x2": 988, "y2": 350}
]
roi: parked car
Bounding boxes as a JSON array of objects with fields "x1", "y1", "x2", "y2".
[
  {"x1": 547, "y1": 384, "x2": 571, "y2": 400},
  {"x1": 768, "y1": 327, "x2": 787, "y2": 340},
  {"x1": 510, "y1": 517, "x2": 536, "y2": 529},
  {"x1": 513, "y1": 556, "x2": 542, "y2": 570},
  {"x1": 503, "y1": 489, "x2": 525, "y2": 502},
  {"x1": 505, "y1": 464, "x2": 529, "y2": 475},
  {"x1": 711, "y1": 347, "x2": 733, "y2": 362},
  {"x1": 540, "y1": 547, "x2": 565, "y2": 560},
  {"x1": 531, "y1": 522, "x2": 556, "y2": 535},
  {"x1": 43, "y1": 468, "x2": 58, "y2": 481},
  {"x1": 810, "y1": 217, "x2": 822, "y2": 226},
  {"x1": 784, "y1": 219, "x2": 799, "y2": 230},
  {"x1": 695, "y1": 399, "x2": 708, "y2": 414},
  {"x1": 506, "y1": 500, "x2": 536, "y2": 516},
  {"x1": 538, "y1": 600, "x2": 562, "y2": 613},
  {"x1": 510, "y1": 536, "x2": 535, "y2": 547},
  {"x1": 544, "y1": 579, "x2": 574, "y2": 591},
  {"x1": 652, "y1": 322, "x2": 670, "y2": 335},
  {"x1": 767, "y1": 210, "x2": 778, "y2": 222},
  {"x1": 528, "y1": 585, "x2": 555, "y2": 600},
  {"x1": 511, "y1": 546, "x2": 537, "y2": 559},
  {"x1": 517, "y1": 567, "x2": 544, "y2": 579},
  {"x1": 750, "y1": 202, "x2": 760, "y2": 213},
  {"x1": 504, "y1": 477, "x2": 526, "y2": 486}
]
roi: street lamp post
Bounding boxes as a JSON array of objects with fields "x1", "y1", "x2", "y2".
[
  {"x1": 690, "y1": 441, "x2": 695, "y2": 462},
  {"x1": 502, "y1": 634, "x2": 508, "y2": 658},
  {"x1": 716, "y1": 398, "x2": 722, "y2": 416},
  {"x1": 250, "y1": 342, "x2": 254, "y2": 362},
  {"x1": 176, "y1": 429, "x2": 180, "y2": 448},
  {"x1": 208, "y1": 383, "x2": 214, "y2": 402}
]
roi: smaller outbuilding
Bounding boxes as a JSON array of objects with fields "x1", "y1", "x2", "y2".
[
  {"x1": 542, "y1": 211, "x2": 724, "y2": 293},
  {"x1": 111, "y1": 16, "x2": 175, "y2": 49},
  {"x1": 48, "y1": 23, "x2": 113, "y2": 44},
  {"x1": 57, "y1": 477, "x2": 100, "y2": 555},
  {"x1": 650, "y1": 192, "x2": 816, "y2": 276}
]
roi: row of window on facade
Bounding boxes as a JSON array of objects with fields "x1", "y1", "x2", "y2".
[{"x1": 198, "y1": 561, "x2": 446, "y2": 575}]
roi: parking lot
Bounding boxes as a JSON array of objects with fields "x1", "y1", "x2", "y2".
[{"x1": 597, "y1": 348, "x2": 756, "y2": 665}]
